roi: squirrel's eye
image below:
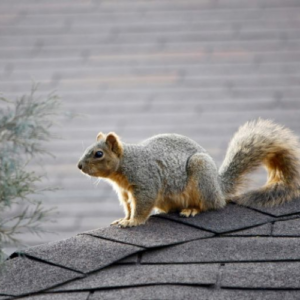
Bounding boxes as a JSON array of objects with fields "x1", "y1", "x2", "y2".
[{"x1": 95, "y1": 151, "x2": 104, "y2": 158}]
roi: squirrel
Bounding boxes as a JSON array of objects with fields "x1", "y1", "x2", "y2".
[{"x1": 78, "y1": 119, "x2": 300, "y2": 228}]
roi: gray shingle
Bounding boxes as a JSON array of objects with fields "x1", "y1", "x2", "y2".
[
  {"x1": 142, "y1": 237, "x2": 300, "y2": 263},
  {"x1": 222, "y1": 262, "x2": 300, "y2": 288},
  {"x1": 211, "y1": 290, "x2": 300, "y2": 300},
  {"x1": 273, "y1": 218, "x2": 300, "y2": 236},
  {"x1": 158, "y1": 204, "x2": 274, "y2": 233},
  {"x1": 117, "y1": 254, "x2": 138, "y2": 264},
  {"x1": 0, "y1": 257, "x2": 82, "y2": 296},
  {"x1": 21, "y1": 234, "x2": 142, "y2": 273},
  {"x1": 51, "y1": 264, "x2": 218, "y2": 291},
  {"x1": 90, "y1": 285, "x2": 211, "y2": 300},
  {"x1": 223, "y1": 223, "x2": 272, "y2": 236},
  {"x1": 250, "y1": 199, "x2": 300, "y2": 217},
  {"x1": 90, "y1": 286, "x2": 300, "y2": 300},
  {"x1": 13, "y1": 293, "x2": 89, "y2": 300},
  {"x1": 82, "y1": 217, "x2": 212, "y2": 248}
]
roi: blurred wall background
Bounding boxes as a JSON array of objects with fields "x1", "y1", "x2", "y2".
[{"x1": 1, "y1": 0, "x2": 300, "y2": 252}]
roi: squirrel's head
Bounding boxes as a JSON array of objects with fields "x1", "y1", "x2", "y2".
[{"x1": 77, "y1": 132, "x2": 123, "y2": 178}]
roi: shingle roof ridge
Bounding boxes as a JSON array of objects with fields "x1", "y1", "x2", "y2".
[{"x1": 2, "y1": 202, "x2": 300, "y2": 298}]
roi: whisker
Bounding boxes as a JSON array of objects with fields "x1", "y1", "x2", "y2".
[{"x1": 94, "y1": 178, "x2": 102, "y2": 186}]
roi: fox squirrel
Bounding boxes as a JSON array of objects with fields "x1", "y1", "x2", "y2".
[{"x1": 78, "y1": 119, "x2": 300, "y2": 228}]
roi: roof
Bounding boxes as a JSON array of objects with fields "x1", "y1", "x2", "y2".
[
  {"x1": 1, "y1": 201, "x2": 300, "y2": 299},
  {"x1": 1, "y1": 0, "x2": 300, "y2": 251}
]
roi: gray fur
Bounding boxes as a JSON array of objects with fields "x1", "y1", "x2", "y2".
[
  {"x1": 188, "y1": 153, "x2": 226, "y2": 210},
  {"x1": 219, "y1": 119, "x2": 300, "y2": 206},
  {"x1": 78, "y1": 120, "x2": 300, "y2": 227},
  {"x1": 120, "y1": 134, "x2": 206, "y2": 195}
]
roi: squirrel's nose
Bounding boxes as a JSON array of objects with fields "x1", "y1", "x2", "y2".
[{"x1": 78, "y1": 162, "x2": 83, "y2": 170}]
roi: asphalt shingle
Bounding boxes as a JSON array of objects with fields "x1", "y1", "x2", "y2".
[
  {"x1": 250, "y1": 199, "x2": 300, "y2": 217},
  {"x1": 142, "y1": 237, "x2": 300, "y2": 263},
  {"x1": 223, "y1": 223, "x2": 272, "y2": 236},
  {"x1": 273, "y1": 218, "x2": 300, "y2": 236},
  {"x1": 90, "y1": 286, "x2": 211, "y2": 300},
  {"x1": 212, "y1": 290, "x2": 300, "y2": 300},
  {"x1": 117, "y1": 254, "x2": 138, "y2": 264},
  {"x1": 222, "y1": 262, "x2": 300, "y2": 289},
  {"x1": 14, "y1": 293, "x2": 89, "y2": 300},
  {"x1": 51, "y1": 264, "x2": 219, "y2": 292},
  {"x1": 82, "y1": 216, "x2": 212, "y2": 248},
  {"x1": 20, "y1": 234, "x2": 142, "y2": 273},
  {"x1": 158, "y1": 203, "x2": 274, "y2": 233},
  {"x1": 90, "y1": 287, "x2": 300, "y2": 300},
  {"x1": 0, "y1": 257, "x2": 82, "y2": 297}
]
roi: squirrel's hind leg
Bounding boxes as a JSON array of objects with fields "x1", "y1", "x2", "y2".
[{"x1": 187, "y1": 153, "x2": 226, "y2": 211}]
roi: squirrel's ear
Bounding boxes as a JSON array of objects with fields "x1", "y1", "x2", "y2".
[
  {"x1": 106, "y1": 132, "x2": 123, "y2": 157},
  {"x1": 96, "y1": 132, "x2": 105, "y2": 141}
]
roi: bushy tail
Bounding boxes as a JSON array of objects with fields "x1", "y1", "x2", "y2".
[{"x1": 219, "y1": 119, "x2": 300, "y2": 207}]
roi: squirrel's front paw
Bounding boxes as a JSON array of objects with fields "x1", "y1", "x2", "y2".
[
  {"x1": 111, "y1": 218, "x2": 126, "y2": 226},
  {"x1": 117, "y1": 219, "x2": 145, "y2": 228}
]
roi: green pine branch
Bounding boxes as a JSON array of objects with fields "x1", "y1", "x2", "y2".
[{"x1": 0, "y1": 84, "x2": 61, "y2": 259}]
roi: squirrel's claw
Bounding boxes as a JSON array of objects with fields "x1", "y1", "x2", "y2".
[{"x1": 111, "y1": 218, "x2": 124, "y2": 226}]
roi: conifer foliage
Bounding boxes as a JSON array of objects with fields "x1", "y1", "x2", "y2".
[{"x1": 0, "y1": 85, "x2": 60, "y2": 261}]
